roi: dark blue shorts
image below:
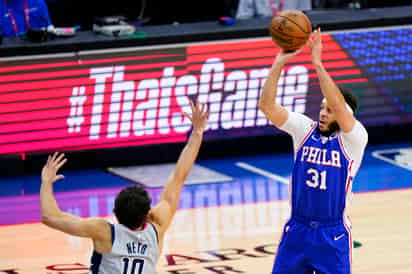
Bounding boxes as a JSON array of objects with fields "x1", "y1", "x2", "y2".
[{"x1": 271, "y1": 217, "x2": 352, "y2": 274}]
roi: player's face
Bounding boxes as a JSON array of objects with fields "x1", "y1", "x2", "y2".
[{"x1": 319, "y1": 100, "x2": 337, "y2": 132}]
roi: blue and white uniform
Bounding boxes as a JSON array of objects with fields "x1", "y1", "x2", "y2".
[{"x1": 272, "y1": 111, "x2": 368, "y2": 274}]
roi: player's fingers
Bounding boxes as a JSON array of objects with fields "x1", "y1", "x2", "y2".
[
  {"x1": 200, "y1": 102, "x2": 206, "y2": 113},
  {"x1": 189, "y1": 99, "x2": 195, "y2": 113},
  {"x1": 51, "y1": 152, "x2": 58, "y2": 162},
  {"x1": 308, "y1": 35, "x2": 314, "y2": 46},
  {"x1": 203, "y1": 111, "x2": 209, "y2": 121},
  {"x1": 183, "y1": 112, "x2": 193, "y2": 122},
  {"x1": 55, "y1": 175, "x2": 65, "y2": 182},
  {"x1": 195, "y1": 99, "x2": 201, "y2": 113},
  {"x1": 192, "y1": 100, "x2": 198, "y2": 114},
  {"x1": 310, "y1": 30, "x2": 315, "y2": 39},
  {"x1": 294, "y1": 46, "x2": 304, "y2": 55},
  {"x1": 200, "y1": 107, "x2": 207, "y2": 118},
  {"x1": 55, "y1": 153, "x2": 65, "y2": 164},
  {"x1": 56, "y1": 158, "x2": 67, "y2": 171}
]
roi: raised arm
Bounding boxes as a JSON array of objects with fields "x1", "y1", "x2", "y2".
[
  {"x1": 148, "y1": 100, "x2": 207, "y2": 237},
  {"x1": 40, "y1": 153, "x2": 110, "y2": 242},
  {"x1": 259, "y1": 49, "x2": 303, "y2": 128},
  {"x1": 309, "y1": 28, "x2": 355, "y2": 133}
]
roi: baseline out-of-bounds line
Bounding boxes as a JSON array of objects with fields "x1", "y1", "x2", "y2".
[{"x1": 235, "y1": 162, "x2": 289, "y2": 185}]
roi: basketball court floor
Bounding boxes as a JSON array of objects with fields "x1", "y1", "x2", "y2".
[{"x1": 1, "y1": 141, "x2": 412, "y2": 273}]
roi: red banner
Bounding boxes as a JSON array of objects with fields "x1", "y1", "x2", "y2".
[{"x1": 0, "y1": 35, "x2": 365, "y2": 155}]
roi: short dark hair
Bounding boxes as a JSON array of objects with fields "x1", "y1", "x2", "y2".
[
  {"x1": 114, "y1": 185, "x2": 151, "y2": 229},
  {"x1": 339, "y1": 86, "x2": 359, "y2": 113}
]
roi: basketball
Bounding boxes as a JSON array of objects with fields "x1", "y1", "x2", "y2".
[{"x1": 269, "y1": 9, "x2": 312, "y2": 52}]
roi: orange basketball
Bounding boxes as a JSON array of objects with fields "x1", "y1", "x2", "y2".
[{"x1": 269, "y1": 9, "x2": 312, "y2": 52}]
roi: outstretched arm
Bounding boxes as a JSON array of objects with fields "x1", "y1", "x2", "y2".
[
  {"x1": 259, "y1": 49, "x2": 302, "y2": 128},
  {"x1": 309, "y1": 28, "x2": 355, "y2": 132},
  {"x1": 40, "y1": 153, "x2": 110, "y2": 240},
  {"x1": 149, "y1": 100, "x2": 208, "y2": 236}
]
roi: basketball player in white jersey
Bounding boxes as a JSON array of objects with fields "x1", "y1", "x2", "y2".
[
  {"x1": 259, "y1": 29, "x2": 368, "y2": 273},
  {"x1": 40, "y1": 100, "x2": 208, "y2": 274}
]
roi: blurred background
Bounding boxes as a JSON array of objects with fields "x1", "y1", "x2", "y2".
[{"x1": 43, "y1": 0, "x2": 412, "y2": 29}]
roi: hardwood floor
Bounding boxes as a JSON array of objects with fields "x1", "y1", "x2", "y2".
[{"x1": 1, "y1": 188, "x2": 411, "y2": 273}]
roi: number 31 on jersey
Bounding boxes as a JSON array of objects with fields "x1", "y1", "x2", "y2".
[{"x1": 306, "y1": 168, "x2": 327, "y2": 190}]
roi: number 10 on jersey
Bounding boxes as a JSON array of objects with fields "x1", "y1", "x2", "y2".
[{"x1": 122, "y1": 258, "x2": 144, "y2": 274}]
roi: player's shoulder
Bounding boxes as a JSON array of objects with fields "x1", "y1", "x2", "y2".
[
  {"x1": 85, "y1": 217, "x2": 112, "y2": 231},
  {"x1": 147, "y1": 222, "x2": 160, "y2": 244},
  {"x1": 92, "y1": 219, "x2": 115, "y2": 253},
  {"x1": 338, "y1": 120, "x2": 368, "y2": 157},
  {"x1": 357, "y1": 119, "x2": 368, "y2": 135}
]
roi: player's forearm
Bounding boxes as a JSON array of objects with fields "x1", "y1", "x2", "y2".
[
  {"x1": 172, "y1": 129, "x2": 203, "y2": 184},
  {"x1": 315, "y1": 63, "x2": 346, "y2": 109},
  {"x1": 259, "y1": 61, "x2": 283, "y2": 111},
  {"x1": 40, "y1": 182, "x2": 63, "y2": 224}
]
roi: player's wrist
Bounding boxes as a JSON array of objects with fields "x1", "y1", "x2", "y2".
[
  {"x1": 192, "y1": 127, "x2": 205, "y2": 136},
  {"x1": 273, "y1": 57, "x2": 286, "y2": 68},
  {"x1": 313, "y1": 60, "x2": 323, "y2": 69},
  {"x1": 41, "y1": 178, "x2": 52, "y2": 184}
]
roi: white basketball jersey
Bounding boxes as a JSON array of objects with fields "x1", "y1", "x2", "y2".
[{"x1": 90, "y1": 222, "x2": 159, "y2": 274}]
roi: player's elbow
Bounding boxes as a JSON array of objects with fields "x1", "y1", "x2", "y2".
[
  {"x1": 41, "y1": 212, "x2": 59, "y2": 227},
  {"x1": 258, "y1": 99, "x2": 271, "y2": 114},
  {"x1": 259, "y1": 100, "x2": 280, "y2": 117},
  {"x1": 162, "y1": 193, "x2": 179, "y2": 213},
  {"x1": 161, "y1": 180, "x2": 183, "y2": 206},
  {"x1": 41, "y1": 213, "x2": 53, "y2": 226}
]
